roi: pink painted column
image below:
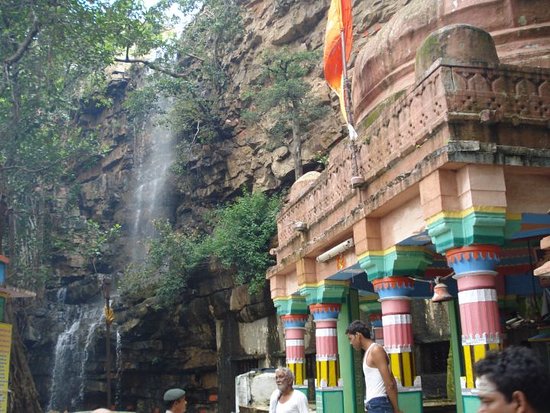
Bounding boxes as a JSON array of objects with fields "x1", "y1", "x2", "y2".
[
  {"x1": 372, "y1": 277, "x2": 415, "y2": 388},
  {"x1": 309, "y1": 303, "x2": 341, "y2": 388},
  {"x1": 370, "y1": 314, "x2": 384, "y2": 345},
  {"x1": 446, "y1": 245, "x2": 502, "y2": 389},
  {"x1": 281, "y1": 314, "x2": 308, "y2": 385}
]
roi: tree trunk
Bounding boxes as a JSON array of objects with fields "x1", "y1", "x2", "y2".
[{"x1": 291, "y1": 118, "x2": 303, "y2": 180}]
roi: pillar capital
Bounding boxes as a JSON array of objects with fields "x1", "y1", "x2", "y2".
[
  {"x1": 273, "y1": 295, "x2": 308, "y2": 317},
  {"x1": 371, "y1": 276, "x2": 415, "y2": 300},
  {"x1": 280, "y1": 313, "x2": 308, "y2": 328},
  {"x1": 299, "y1": 280, "x2": 349, "y2": 306},
  {"x1": 427, "y1": 207, "x2": 506, "y2": 253},
  {"x1": 309, "y1": 302, "x2": 341, "y2": 320},
  {"x1": 358, "y1": 246, "x2": 433, "y2": 282},
  {"x1": 446, "y1": 244, "x2": 501, "y2": 275}
]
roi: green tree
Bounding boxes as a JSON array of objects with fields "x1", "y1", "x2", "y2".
[
  {"x1": 243, "y1": 48, "x2": 328, "y2": 180},
  {"x1": 120, "y1": 191, "x2": 280, "y2": 304},
  {"x1": 0, "y1": 0, "x2": 169, "y2": 288},
  {"x1": 208, "y1": 190, "x2": 280, "y2": 293}
]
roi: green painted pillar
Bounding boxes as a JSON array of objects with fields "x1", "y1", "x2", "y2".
[
  {"x1": 337, "y1": 288, "x2": 361, "y2": 413},
  {"x1": 447, "y1": 299, "x2": 465, "y2": 413},
  {"x1": 300, "y1": 280, "x2": 349, "y2": 413}
]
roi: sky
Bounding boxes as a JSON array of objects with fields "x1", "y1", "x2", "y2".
[{"x1": 142, "y1": 0, "x2": 192, "y2": 35}]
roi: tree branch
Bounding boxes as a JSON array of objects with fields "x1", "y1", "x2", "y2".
[
  {"x1": 4, "y1": 14, "x2": 40, "y2": 66},
  {"x1": 114, "y1": 54, "x2": 204, "y2": 78}
]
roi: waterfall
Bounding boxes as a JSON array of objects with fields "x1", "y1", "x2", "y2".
[
  {"x1": 47, "y1": 93, "x2": 176, "y2": 412},
  {"x1": 47, "y1": 302, "x2": 104, "y2": 411},
  {"x1": 129, "y1": 97, "x2": 176, "y2": 262},
  {"x1": 115, "y1": 328, "x2": 123, "y2": 408}
]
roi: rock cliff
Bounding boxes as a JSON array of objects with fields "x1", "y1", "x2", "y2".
[
  {"x1": 21, "y1": 1, "x2": 392, "y2": 412},
  {"x1": 17, "y1": 0, "x2": 550, "y2": 412}
]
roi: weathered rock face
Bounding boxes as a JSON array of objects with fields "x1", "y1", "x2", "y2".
[{"x1": 24, "y1": 1, "x2": 545, "y2": 412}]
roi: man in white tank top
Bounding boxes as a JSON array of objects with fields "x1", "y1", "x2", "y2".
[{"x1": 346, "y1": 320, "x2": 402, "y2": 413}]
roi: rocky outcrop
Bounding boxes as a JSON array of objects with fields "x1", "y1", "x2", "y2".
[{"x1": 20, "y1": 1, "x2": 519, "y2": 413}]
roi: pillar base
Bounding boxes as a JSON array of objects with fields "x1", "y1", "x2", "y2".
[
  {"x1": 398, "y1": 389, "x2": 423, "y2": 413},
  {"x1": 462, "y1": 394, "x2": 481, "y2": 413},
  {"x1": 315, "y1": 387, "x2": 344, "y2": 413}
]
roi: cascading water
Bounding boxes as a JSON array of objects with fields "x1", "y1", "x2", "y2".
[
  {"x1": 115, "y1": 329, "x2": 123, "y2": 407},
  {"x1": 47, "y1": 302, "x2": 104, "y2": 411},
  {"x1": 129, "y1": 97, "x2": 177, "y2": 262},
  {"x1": 47, "y1": 96, "x2": 176, "y2": 411}
]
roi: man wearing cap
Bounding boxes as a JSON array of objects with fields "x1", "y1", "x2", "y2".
[{"x1": 163, "y1": 388, "x2": 187, "y2": 413}]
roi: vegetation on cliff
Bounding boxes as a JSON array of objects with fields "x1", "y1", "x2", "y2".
[
  {"x1": 0, "y1": 0, "x2": 175, "y2": 289},
  {"x1": 0, "y1": 0, "x2": 247, "y2": 290},
  {"x1": 243, "y1": 48, "x2": 328, "y2": 180},
  {"x1": 121, "y1": 190, "x2": 280, "y2": 305}
]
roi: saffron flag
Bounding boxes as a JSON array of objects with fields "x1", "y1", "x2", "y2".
[{"x1": 323, "y1": 0, "x2": 353, "y2": 122}]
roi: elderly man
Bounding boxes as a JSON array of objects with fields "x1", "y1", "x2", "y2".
[
  {"x1": 163, "y1": 388, "x2": 187, "y2": 413},
  {"x1": 269, "y1": 367, "x2": 309, "y2": 413},
  {"x1": 474, "y1": 346, "x2": 550, "y2": 413}
]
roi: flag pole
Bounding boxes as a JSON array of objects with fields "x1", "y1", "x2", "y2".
[{"x1": 339, "y1": 29, "x2": 364, "y2": 188}]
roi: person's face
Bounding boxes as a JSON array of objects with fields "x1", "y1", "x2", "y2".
[
  {"x1": 476, "y1": 376, "x2": 518, "y2": 413},
  {"x1": 173, "y1": 396, "x2": 187, "y2": 413},
  {"x1": 275, "y1": 371, "x2": 291, "y2": 392},
  {"x1": 347, "y1": 333, "x2": 361, "y2": 351}
]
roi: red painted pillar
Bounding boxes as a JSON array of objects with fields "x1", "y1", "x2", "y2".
[
  {"x1": 281, "y1": 314, "x2": 308, "y2": 385},
  {"x1": 309, "y1": 303, "x2": 341, "y2": 388},
  {"x1": 446, "y1": 245, "x2": 502, "y2": 389}
]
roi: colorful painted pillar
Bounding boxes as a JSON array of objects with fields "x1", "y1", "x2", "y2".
[
  {"x1": 281, "y1": 314, "x2": 308, "y2": 386},
  {"x1": 273, "y1": 295, "x2": 309, "y2": 396},
  {"x1": 445, "y1": 245, "x2": 502, "y2": 387},
  {"x1": 421, "y1": 165, "x2": 509, "y2": 413},
  {"x1": 372, "y1": 277, "x2": 415, "y2": 388},
  {"x1": 300, "y1": 280, "x2": 349, "y2": 413},
  {"x1": 359, "y1": 246, "x2": 432, "y2": 413},
  {"x1": 427, "y1": 205, "x2": 507, "y2": 412},
  {"x1": 310, "y1": 303, "x2": 341, "y2": 388}
]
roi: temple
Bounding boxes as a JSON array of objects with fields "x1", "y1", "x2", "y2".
[{"x1": 266, "y1": 2, "x2": 550, "y2": 413}]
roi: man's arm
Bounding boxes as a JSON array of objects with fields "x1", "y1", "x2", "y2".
[{"x1": 372, "y1": 346, "x2": 402, "y2": 413}]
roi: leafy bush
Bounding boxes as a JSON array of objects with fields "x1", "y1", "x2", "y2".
[
  {"x1": 120, "y1": 191, "x2": 280, "y2": 305},
  {"x1": 119, "y1": 219, "x2": 205, "y2": 305},
  {"x1": 207, "y1": 190, "x2": 280, "y2": 293}
]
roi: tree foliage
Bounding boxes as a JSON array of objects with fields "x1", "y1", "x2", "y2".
[
  {"x1": 123, "y1": 0, "x2": 244, "y2": 179},
  {"x1": 243, "y1": 48, "x2": 328, "y2": 180},
  {"x1": 0, "y1": 0, "x2": 170, "y2": 288},
  {"x1": 120, "y1": 191, "x2": 280, "y2": 305},
  {"x1": 119, "y1": 219, "x2": 205, "y2": 306},
  {"x1": 208, "y1": 190, "x2": 280, "y2": 293}
]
